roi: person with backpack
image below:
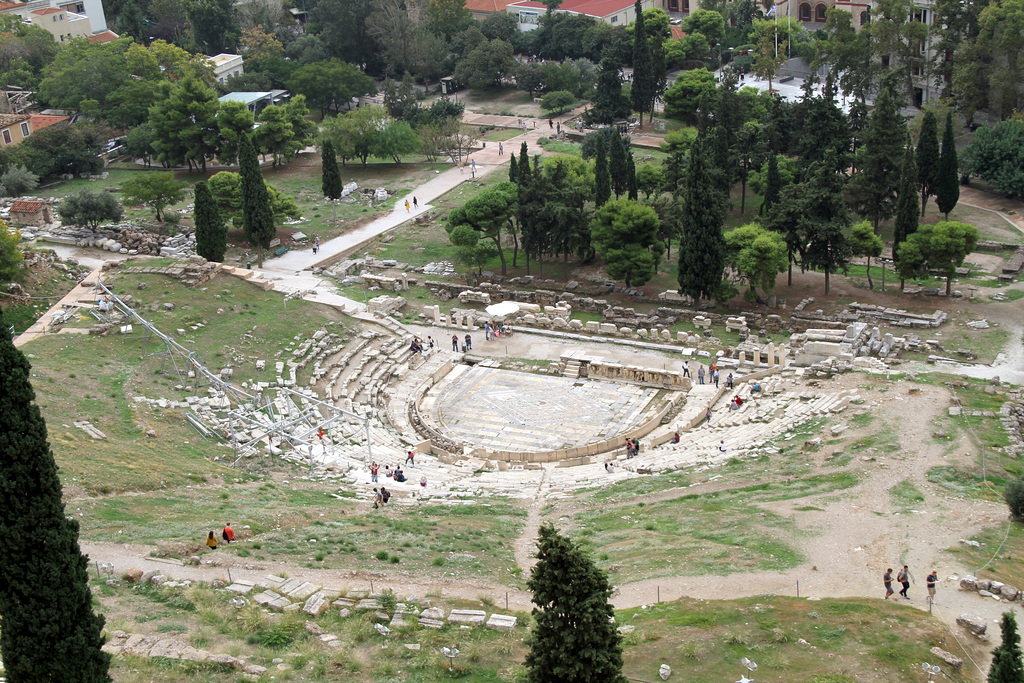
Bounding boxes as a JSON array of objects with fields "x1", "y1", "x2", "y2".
[
  {"x1": 206, "y1": 531, "x2": 217, "y2": 550},
  {"x1": 222, "y1": 523, "x2": 234, "y2": 544},
  {"x1": 380, "y1": 487, "x2": 391, "y2": 504},
  {"x1": 897, "y1": 565, "x2": 912, "y2": 599},
  {"x1": 373, "y1": 487, "x2": 383, "y2": 509}
]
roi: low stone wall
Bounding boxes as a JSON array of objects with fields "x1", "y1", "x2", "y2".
[{"x1": 585, "y1": 360, "x2": 691, "y2": 390}]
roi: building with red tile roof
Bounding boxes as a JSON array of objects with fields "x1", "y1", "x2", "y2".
[
  {"x1": 29, "y1": 114, "x2": 69, "y2": 131},
  {"x1": 506, "y1": 0, "x2": 653, "y2": 30}
]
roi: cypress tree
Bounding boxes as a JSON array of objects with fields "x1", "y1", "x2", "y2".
[
  {"x1": 894, "y1": 139, "x2": 919, "y2": 289},
  {"x1": 594, "y1": 142, "x2": 611, "y2": 206},
  {"x1": 935, "y1": 111, "x2": 959, "y2": 220},
  {"x1": 677, "y1": 144, "x2": 726, "y2": 302},
  {"x1": 524, "y1": 525, "x2": 626, "y2": 683},
  {"x1": 627, "y1": 153, "x2": 638, "y2": 201},
  {"x1": 989, "y1": 612, "x2": 1024, "y2": 683},
  {"x1": 509, "y1": 151, "x2": 518, "y2": 184},
  {"x1": 762, "y1": 153, "x2": 782, "y2": 216},
  {"x1": 321, "y1": 139, "x2": 342, "y2": 227},
  {"x1": 849, "y1": 76, "x2": 905, "y2": 228},
  {"x1": 916, "y1": 110, "x2": 940, "y2": 216},
  {"x1": 239, "y1": 133, "x2": 275, "y2": 267},
  {"x1": 0, "y1": 308, "x2": 111, "y2": 682},
  {"x1": 587, "y1": 57, "x2": 631, "y2": 125},
  {"x1": 630, "y1": 0, "x2": 654, "y2": 126},
  {"x1": 609, "y1": 134, "x2": 628, "y2": 198},
  {"x1": 194, "y1": 181, "x2": 226, "y2": 263}
]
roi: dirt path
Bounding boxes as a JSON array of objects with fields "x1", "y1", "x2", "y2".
[{"x1": 512, "y1": 468, "x2": 551, "y2": 575}]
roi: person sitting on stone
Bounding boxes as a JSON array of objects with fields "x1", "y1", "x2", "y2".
[
  {"x1": 385, "y1": 466, "x2": 394, "y2": 478},
  {"x1": 394, "y1": 467, "x2": 407, "y2": 483},
  {"x1": 420, "y1": 475, "x2": 427, "y2": 487},
  {"x1": 672, "y1": 431, "x2": 680, "y2": 444},
  {"x1": 751, "y1": 381, "x2": 762, "y2": 393}
]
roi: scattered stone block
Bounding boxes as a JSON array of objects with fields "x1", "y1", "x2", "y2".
[
  {"x1": 303, "y1": 592, "x2": 330, "y2": 616},
  {"x1": 448, "y1": 609, "x2": 487, "y2": 626},
  {"x1": 486, "y1": 614, "x2": 517, "y2": 631},
  {"x1": 956, "y1": 613, "x2": 987, "y2": 636},
  {"x1": 930, "y1": 646, "x2": 963, "y2": 670}
]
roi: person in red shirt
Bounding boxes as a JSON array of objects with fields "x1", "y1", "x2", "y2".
[{"x1": 222, "y1": 524, "x2": 234, "y2": 543}]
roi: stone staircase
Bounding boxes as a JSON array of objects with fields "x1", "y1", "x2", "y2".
[{"x1": 563, "y1": 358, "x2": 583, "y2": 379}]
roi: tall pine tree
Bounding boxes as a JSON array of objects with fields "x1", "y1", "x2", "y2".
[
  {"x1": 626, "y1": 152, "x2": 638, "y2": 201},
  {"x1": 524, "y1": 525, "x2": 626, "y2": 683},
  {"x1": 677, "y1": 144, "x2": 726, "y2": 302},
  {"x1": 761, "y1": 153, "x2": 782, "y2": 216},
  {"x1": 509, "y1": 151, "x2": 518, "y2": 184},
  {"x1": 989, "y1": 612, "x2": 1024, "y2": 683},
  {"x1": 239, "y1": 133, "x2": 276, "y2": 267},
  {"x1": 321, "y1": 139, "x2": 342, "y2": 227},
  {"x1": 894, "y1": 138, "x2": 919, "y2": 289},
  {"x1": 630, "y1": 1, "x2": 654, "y2": 126},
  {"x1": 586, "y1": 57, "x2": 631, "y2": 125},
  {"x1": 801, "y1": 152, "x2": 852, "y2": 294},
  {"x1": 916, "y1": 110, "x2": 940, "y2": 216},
  {"x1": 0, "y1": 308, "x2": 111, "y2": 682},
  {"x1": 849, "y1": 76, "x2": 905, "y2": 228},
  {"x1": 194, "y1": 181, "x2": 227, "y2": 263},
  {"x1": 609, "y1": 134, "x2": 628, "y2": 198},
  {"x1": 935, "y1": 111, "x2": 960, "y2": 219},
  {"x1": 594, "y1": 142, "x2": 611, "y2": 207}
]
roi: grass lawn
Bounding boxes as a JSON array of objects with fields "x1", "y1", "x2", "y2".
[
  {"x1": 23, "y1": 267, "x2": 353, "y2": 493},
  {"x1": 571, "y1": 472, "x2": 860, "y2": 582}
]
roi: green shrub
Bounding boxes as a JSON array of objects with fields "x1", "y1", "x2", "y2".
[
  {"x1": 1005, "y1": 476, "x2": 1024, "y2": 518},
  {"x1": 253, "y1": 625, "x2": 294, "y2": 648},
  {"x1": 375, "y1": 550, "x2": 389, "y2": 561}
]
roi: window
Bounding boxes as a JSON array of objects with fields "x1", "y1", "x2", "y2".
[
  {"x1": 519, "y1": 11, "x2": 538, "y2": 24},
  {"x1": 799, "y1": 3, "x2": 811, "y2": 20},
  {"x1": 611, "y1": 14, "x2": 618, "y2": 22},
  {"x1": 881, "y1": 55, "x2": 890, "y2": 67},
  {"x1": 3, "y1": 130, "x2": 11, "y2": 144},
  {"x1": 815, "y1": 4, "x2": 826, "y2": 21},
  {"x1": 860, "y1": 10, "x2": 869, "y2": 24},
  {"x1": 912, "y1": 66, "x2": 921, "y2": 76},
  {"x1": 20, "y1": 122, "x2": 28, "y2": 137}
]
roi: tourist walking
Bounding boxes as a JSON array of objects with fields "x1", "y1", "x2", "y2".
[
  {"x1": 222, "y1": 523, "x2": 234, "y2": 543},
  {"x1": 898, "y1": 565, "x2": 911, "y2": 599},
  {"x1": 484, "y1": 322, "x2": 491, "y2": 341},
  {"x1": 883, "y1": 568, "x2": 894, "y2": 599},
  {"x1": 206, "y1": 531, "x2": 218, "y2": 550},
  {"x1": 927, "y1": 570, "x2": 938, "y2": 604},
  {"x1": 405, "y1": 199, "x2": 410, "y2": 212},
  {"x1": 405, "y1": 450, "x2": 415, "y2": 466},
  {"x1": 373, "y1": 487, "x2": 383, "y2": 509},
  {"x1": 705, "y1": 406, "x2": 712, "y2": 424},
  {"x1": 428, "y1": 336, "x2": 434, "y2": 349},
  {"x1": 698, "y1": 365, "x2": 705, "y2": 385},
  {"x1": 713, "y1": 370, "x2": 720, "y2": 388},
  {"x1": 726, "y1": 373, "x2": 733, "y2": 389},
  {"x1": 499, "y1": 142, "x2": 504, "y2": 155},
  {"x1": 452, "y1": 334, "x2": 459, "y2": 351},
  {"x1": 370, "y1": 461, "x2": 379, "y2": 483},
  {"x1": 413, "y1": 196, "x2": 418, "y2": 209},
  {"x1": 682, "y1": 360, "x2": 690, "y2": 378}
]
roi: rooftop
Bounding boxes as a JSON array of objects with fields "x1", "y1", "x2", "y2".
[
  {"x1": 31, "y1": 6, "x2": 61, "y2": 14},
  {"x1": 218, "y1": 91, "x2": 272, "y2": 106},
  {"x1": 0, "y1": 0, "x2": 25, "y2": 10},
  {"x1": 0, "y1": 113, "x2": 30, "y2": 128},
  {"x1": 88, "y1": 29, "x2": 119, "y2": 43},
  {"x1": 10, "y1": 199, "x2": 46, "y2": 213},
  {"x1": 29, "y1": 114, "x2": 69, "y2": 130},
  {"x1": 507, "y1": 0, "x2": 637, "y2": 17},
  {"x1": 208, "y1": 53, "x2": 242, "y2": 67},
  {"x1": 466, "y1": 0, "x2": 510, "y2": 12}
]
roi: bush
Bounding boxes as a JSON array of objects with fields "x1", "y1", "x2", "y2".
[
  {"x1": 1005, "y1": 476, "x2": 1024, "y2": 519},
  {"x1": 540, "y1": 90, "x2": 576, "y2": 115},
  {"x1": 0, "y1": 164, "x2": 38, "y2": 196},
  {"x1": 374, "y1": 550, "x2": 389, "y2": 561}
]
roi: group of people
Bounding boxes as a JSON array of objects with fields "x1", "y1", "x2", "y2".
[
  {"x1": 483, "y1": 321, "x2": 511, "y2": 341},
  {"x1": 682, "y1": 361, "x2": 725, "y2": 388},
  {"x1": 403, "y1": 197, "x2": 419, "y2": 212},
  {"x1": 369, "y1": 455, "x2": 428, "y2": 507},
  {"x1": 883, "y1": 566, "x2": 940, "y2": 604},
  {"x1": 410, "y1": 337, "x2": 433, "y2": 354},
  {"x1": 205, "y1": 523, "x2": 234, "y2": 550},
  {"x1": 625, "y1": 438, "x2": 641, "y2": 458}
]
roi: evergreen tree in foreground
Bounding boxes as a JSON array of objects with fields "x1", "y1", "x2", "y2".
[
  {"x1": 916, "y1": 109, "x2": 939, "y2": 216},
  {"x1": 935, "y1": 111, "x2": 960, "y2": 220},
  {"x1": 609, "y1": 134, "x2": 628, "y2": 198},
  {"x1": 677, "y1": 144, "x2": 726, "y2": 302},
  {"x1": 524, "y1": 525, "x2": 626, "y2": 683},
  {"x1": 761, "y1": 153, "x2": 782, "y2": 216},
  {"x1": 321, "y1": 139, "x2": 342, "y2": 227},
  {"x1": 0, "y1": 308, "x2": 111, "y2": 682},
  {"x1": 194, "y1": 181, "x2": 227, "y2": 263},
  {"x1": 239, "y1": 133, "x2": 276, "y2": 268},
  {"x1": 989, "y1": 612, "x2": 1024, "y2": 683}
]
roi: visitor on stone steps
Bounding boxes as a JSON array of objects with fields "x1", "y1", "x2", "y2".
[
  {"x1": 380, "y1": 487, "x2": 391, "y2": 504},
  {"x1": 465, "y1": 334, "x2": 472, "y2": 350},
  {"x1": 672, "y1": 432, "x2": 680, "y2": 444},
  {"x1": 927, "y1": 570, "x2": 938, "y2": 604},
  {"x1": 698, "y1": 365, "x2": 705, "y2": 384},
  {"x1": 206, "y1": 531, "x2": 217, "y2": 550},
  {"x1": 420, "y1": 475, "x2": 427, "y2": 487},
  {"x1": 452, "y1": 334, "x2": 459, "y2": 351},
  {"x1": 405, "y1": 450, "x2": 415, "y2": 466},
  {"x1": 370, "y1": 461, "x2": 379, "y2": 483},
  {"x1": 222, "y1": 523, "x2": 234, "y2": 543},
  {"x1": 394, "y1": 467, "x2": 407, "y2": 483}
]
